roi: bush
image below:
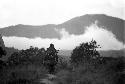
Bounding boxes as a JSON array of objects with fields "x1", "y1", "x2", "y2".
[
  {"x1": 71, "y1": 40, "x2": 101, "y2": 65},
  {"x1": 54, "y1": 56, "x2": 125, "y2": 84},
  {"x1": 7, "y1": 47, "x2": 46, "y2": 66},
  {"x1": 55, "y1": 56, "x2": 72, "y2": 72},
  {"x1": 0, "y1": 64, "x2": 48, "y2": 84}
]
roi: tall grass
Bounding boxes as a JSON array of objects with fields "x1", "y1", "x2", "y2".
[
  {"x1": 0, "y1": 64, "x2": 48, "y2": 84},
  {"x1": 53, "y1": 56, "x2": 125, "y2": 84}
]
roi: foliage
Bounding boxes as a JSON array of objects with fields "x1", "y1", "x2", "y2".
[
  {"x1": 7, "y1": 46, "x2": 46, "y2": 66},
  {"x1": 0, "y1": 46, "x2": 6, "y2": 58},
  {"x1": 55, "y1": 56, "x2": 71, "y2": 72},
  {"x1": 54, "y1": 56, "x2": 125, "y2": 84},
  {"x1": 0, "y1": 46, "x2": 6, "y2": 69},
  {"x1": 7, "y1": 52, "x2": 21, "y2": 65},
  {"x1": 71, "y1": 39, "x2": 101, "y2": 65},
  {"x1": 7, "y1": 44, "x2": 59, "y2": 73},
  {"x1": 0, "y1": 64, "x2": 48, "y2": 84},
  {"x1": 1, "y1": 46, "x2": 48, "y2": 84},
  {"x1": 1, "y1": 42, "x2": 124, "y2": 84}
]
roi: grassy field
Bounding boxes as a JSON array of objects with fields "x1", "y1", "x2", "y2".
[{"x1": 0, "y1": 46, "x2": 124, "y2": 84}]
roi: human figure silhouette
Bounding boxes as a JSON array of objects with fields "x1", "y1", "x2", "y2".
[{"x1": 44, "y1": 44, "x2": 58, "y2": 74}]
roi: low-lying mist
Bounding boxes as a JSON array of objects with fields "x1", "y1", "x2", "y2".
[{"x1": 3, "y1": 23, "x2": 124, "y2": 50}]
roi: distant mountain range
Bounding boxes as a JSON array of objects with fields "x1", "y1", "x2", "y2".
[{"x1": 0, "y1": 14, "x2": 124, "y2": 43}]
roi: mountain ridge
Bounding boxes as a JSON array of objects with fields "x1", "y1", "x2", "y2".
[{"x1": 0, "y1": 14, "x2": 124, "y2": 43}]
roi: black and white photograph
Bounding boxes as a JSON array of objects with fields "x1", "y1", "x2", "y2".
[{"x1": 0, "y1": 0, "x2": 125, "y2": 84}]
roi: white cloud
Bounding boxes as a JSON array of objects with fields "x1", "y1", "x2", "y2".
[
  {"x1": 55, "y1": 28, "x2": 70, "y2": 39},
  {"x1": 3, "y1": 23, "x2": 124, "y2": 50}
]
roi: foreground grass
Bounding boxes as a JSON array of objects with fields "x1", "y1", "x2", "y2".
[
  {"x1": 0, "y1": 64, "x2": 48, "y2": 84},
  {"x1": 0, "y1": 56, "x2": 124, "y2": 84},
  {"x1": 53, "y1": 57, "x2": 125, "y2": 84}
]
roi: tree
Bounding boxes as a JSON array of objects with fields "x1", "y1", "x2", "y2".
[
  {"x1": 0, "y1": 47, "x2": 6, "y2": 58},
  {"x1": 7, "y1": 46, "x2": 47, "y2": 66},
  {"x1": 0, "y1": 46, "x2": 6, "y2": 69},
  {"x1": 44, "y1": 44, "x2": 59, "y2": 74},
  {"x1": 7, "y1": 52, "x2": 21, "y2": 65},
  {"x1": 71, "y1": 39, "x2": 101, "y2": 65},
  {"x1": 36, "y1": 48, "x2": 46, "y2": 64}
]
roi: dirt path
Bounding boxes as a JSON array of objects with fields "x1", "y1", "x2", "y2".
[{"x1": 39, "y1": 74, "x2": 56, "y2": 84}]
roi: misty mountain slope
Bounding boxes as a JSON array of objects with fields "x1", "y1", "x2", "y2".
[
  {"x1": 0, "y1": 24, "x2": 60, "y2": 39},
  {"x1": 58, "y1": 14, "x2": 124, "y2": 42},
  {"x1": 0, "y1": 14, "x2": 124, "y2": 43}
]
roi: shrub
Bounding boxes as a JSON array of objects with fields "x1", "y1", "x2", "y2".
[
  {"x1": 71, "y1": 40, "x2": 101, "y2": 65},
  {"x1": 54, "y1": 56, "x2": 125, "y2": 84},
  {"x1": 0, "y1": 64, "x2": 48, "y2": 84}
]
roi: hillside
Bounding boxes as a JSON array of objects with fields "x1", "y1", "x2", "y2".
[{"x1": 0, "y1": 14, "x2": 124, "y2": 43}]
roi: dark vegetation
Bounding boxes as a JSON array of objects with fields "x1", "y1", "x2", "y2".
[
  {"x1": 0, "y1": 40, "x2": 124, "y2": 84},
  {"x1": 53, "y1": 40, "x2": 125, "y2": 84}
]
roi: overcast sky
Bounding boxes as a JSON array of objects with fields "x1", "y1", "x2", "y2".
[{"x1": 0, "y1": 0, "x2": 124, "y2": 27}]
